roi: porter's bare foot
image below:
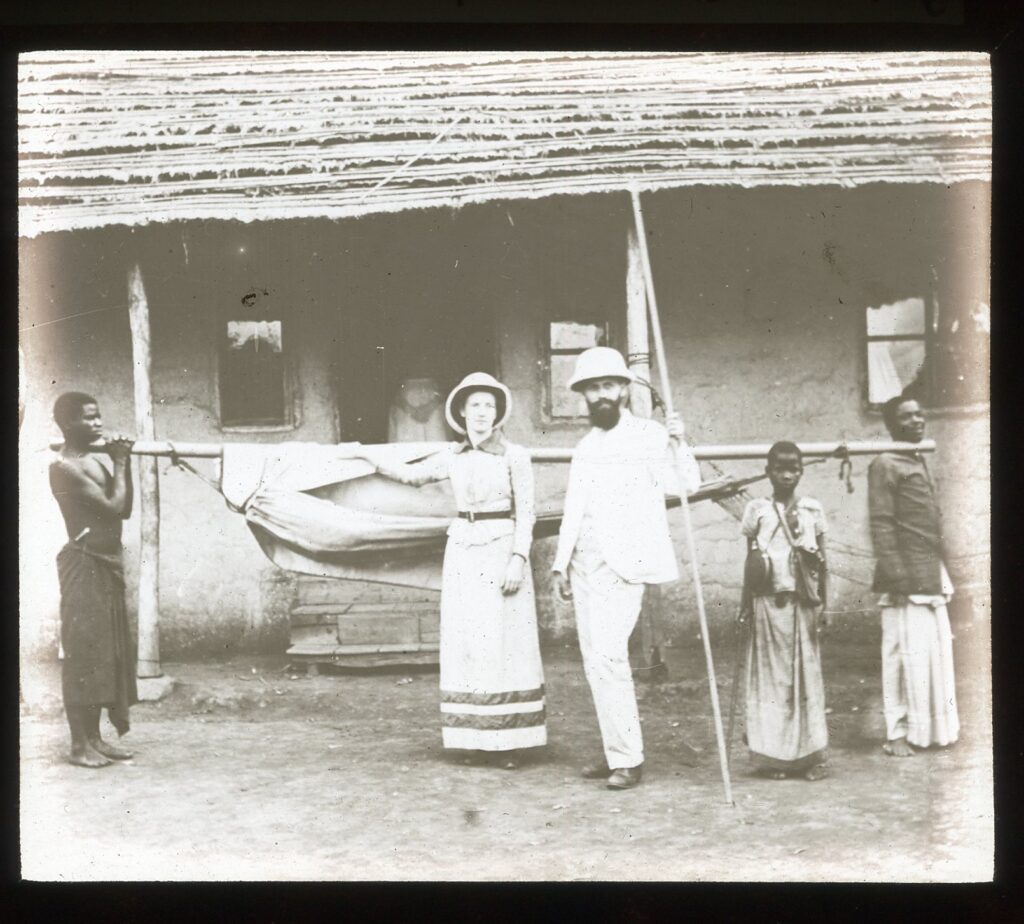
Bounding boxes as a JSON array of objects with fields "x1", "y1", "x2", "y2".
[
  {"x1": 882, "y1": 737, "x2": 915, "y2": 757},
  {"x1": 804, "y1": 764, "x2": 829, "y2": 781},
  {"x1": 69, "y1": 744, "x2": 112, "y2": 768},
  {"x1": 90, "y1": 737, "x2": 133, "y2": 760}
]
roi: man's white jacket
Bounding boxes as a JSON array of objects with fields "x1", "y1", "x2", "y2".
[{"x1": 553, "y1": 409, "x2": 701, "y2": 584}]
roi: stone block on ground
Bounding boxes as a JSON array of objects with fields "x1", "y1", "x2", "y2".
[{"x1": 137, "y1": 675, "x2": 177, "y2": 702}]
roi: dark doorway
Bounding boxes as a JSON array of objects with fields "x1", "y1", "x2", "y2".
[{"x1": 336, "y1": 299, "x2": 496, "y2": 445}]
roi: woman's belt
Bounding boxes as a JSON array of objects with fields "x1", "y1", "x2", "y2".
[{"x1": 457, "y1": 510, "x2": 513, "y2": 522}]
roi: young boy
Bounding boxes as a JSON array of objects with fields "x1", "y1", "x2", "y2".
[
  {"x1": 49, "y1": 393, "x2": 137, "y2": 768},
  {"x1": 739, "y1": 441, "x2": 829, "y2": 781}
]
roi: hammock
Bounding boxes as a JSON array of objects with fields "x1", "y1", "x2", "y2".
[{"x1": 216, "y1": 441, "x2": 762, "y2": 590}]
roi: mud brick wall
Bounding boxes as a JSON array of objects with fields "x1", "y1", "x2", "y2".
[{"x1": 19, "y1": 182, "x2": 989, "y2": 655}]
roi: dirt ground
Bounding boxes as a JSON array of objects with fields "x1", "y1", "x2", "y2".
[{"x1": 19, "y1": 618, "x2": 993, "y2": 882}]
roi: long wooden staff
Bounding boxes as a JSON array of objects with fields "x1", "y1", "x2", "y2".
[
  {"x1": 725, "y1": 610, "x2": 751, "y2": 768},
  {"x1": 629, "y1": 186, "x2": 734, "y2": 804}
]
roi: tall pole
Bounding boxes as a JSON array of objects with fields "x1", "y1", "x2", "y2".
[
  {"x1": 625, "y1": 228, "x2": 663, "y2": 677},
  {"x1": 629, "y1": 187, "x2": 733, "y2": 804},
  {"x1": 127, "y1": 264, "x2": 162, "y2": 678}
]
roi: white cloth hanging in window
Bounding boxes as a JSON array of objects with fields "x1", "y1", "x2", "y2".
[{"x1": 387, "y1": 377, "x2": 446, "y2": 442}]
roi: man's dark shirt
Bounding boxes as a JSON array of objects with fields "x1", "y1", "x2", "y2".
[{"x1": 867, "y1": 450, "x2": 945, "y2": 596}]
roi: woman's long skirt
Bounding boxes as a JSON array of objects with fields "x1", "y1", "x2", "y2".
[
  {"x1": 744, "y1": 594, "x2": 828, "y2": 772},
  {"x1": 438, "y1": 533, "x2": 547, "y2": 751}
]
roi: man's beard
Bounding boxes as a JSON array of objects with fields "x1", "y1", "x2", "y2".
[{"x1": 587, "y1": 398, "x2": 621, "y2": 430}]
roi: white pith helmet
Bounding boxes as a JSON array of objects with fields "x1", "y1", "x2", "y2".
[
  {"x1": 445, "y1": 372, "x2": 512, "y2": 435},
  {"x1": 567, "y1": 346, "x2": 637, "y2": 392}
]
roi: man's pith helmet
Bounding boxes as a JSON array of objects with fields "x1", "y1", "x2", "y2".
[{"x1": 567, "y1": 347, "x2": 637, "y2": 392}]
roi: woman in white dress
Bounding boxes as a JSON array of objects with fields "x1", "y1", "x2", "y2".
[{"x1": 359, "y1": 372, "x2": 546, "y2": 769}]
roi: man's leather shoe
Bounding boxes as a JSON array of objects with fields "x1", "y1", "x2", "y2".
[
  {"x1": 606, "y1": 765, "x2": 643, "y2": 790},
  {"x1": 581, "y1": 759, "x2": 611, "y2": 780}
]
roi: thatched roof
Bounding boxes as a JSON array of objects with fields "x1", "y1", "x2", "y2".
[{"x1": 18, "y1": 51, "x2": 991, "y2": 237}]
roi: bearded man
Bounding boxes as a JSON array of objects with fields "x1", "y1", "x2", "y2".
[{"x1": 552, "y1": 347, "x2": 700, "y2": 789}]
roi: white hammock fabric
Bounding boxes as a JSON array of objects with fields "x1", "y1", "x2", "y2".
[{"x1": 221, "y1": 441, "x2": 457, "y2": 589}]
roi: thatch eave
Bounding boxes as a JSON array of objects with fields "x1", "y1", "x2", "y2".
[{"x1": 18, "y1": 51, "x2": 991, "y2": 238}]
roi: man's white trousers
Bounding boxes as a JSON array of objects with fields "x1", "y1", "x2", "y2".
[{"x1": 571, "y1": 556, "x2": 646, "y2": 769}]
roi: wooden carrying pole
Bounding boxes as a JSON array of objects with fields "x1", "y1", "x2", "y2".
[
  {"x1": 52, "y1": 438, "x2": 935, "y2": 463},
  {"x1": 127, "y1": 264, "x2": 162, "y2": 679},
  {"x1": 629, "y1": 186, "x2": 733, "y2": 804}
]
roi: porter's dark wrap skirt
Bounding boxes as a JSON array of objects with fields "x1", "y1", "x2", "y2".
[{"x1": 57, "y1": 543, "x2": 138, "y2": 735}]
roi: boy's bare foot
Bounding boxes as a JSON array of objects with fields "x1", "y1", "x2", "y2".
[
  {"x1": 882, "y1": 737, "x2": 915, "y2": 757},
  {"x1": 90, "y1": 737, "x2": 133, "y2": 760},
  {"x1": 804, "y1": 764, "x2": 829, "y2": 781},
  {"x1": 69, "y1": 744, "x2": 113, "y2": 768}
]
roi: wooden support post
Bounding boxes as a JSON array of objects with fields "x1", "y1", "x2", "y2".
[
  {"x1": 625, "y1": 229, "x2": 665, "y2": 679},
  {"x1": 626, "y1": 229, "x2": 653, "y2": 418},
  {"x1": 128, "y1": 264, "x2": 162, "y2": 679},
  {"x1": 630, "y1": 187, "x2": 733, "y2": 804}
]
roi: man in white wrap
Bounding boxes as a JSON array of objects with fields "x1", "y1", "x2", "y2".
[{"x1": 553, "y1": 347, "x2": 700, "y2": 790}]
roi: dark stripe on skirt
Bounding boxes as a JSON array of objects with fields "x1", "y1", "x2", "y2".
[
  {"x1": 441, "y1": 709, "x2": 546, "y2": 730},
  {"x1": 440, "y1": 685, "x2": 545, "y2": 706}
]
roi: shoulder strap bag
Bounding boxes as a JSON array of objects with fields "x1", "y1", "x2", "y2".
[{"x1": 774, "y1": 502, "x2": 825, "y2": 607}]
